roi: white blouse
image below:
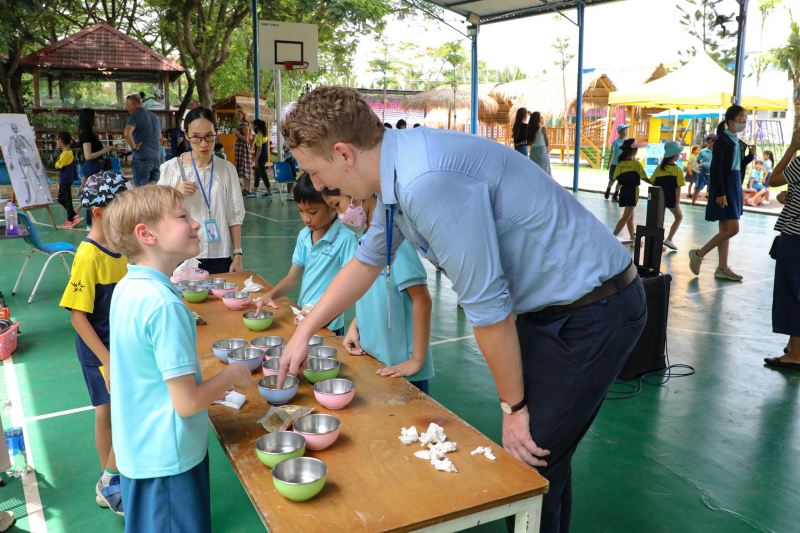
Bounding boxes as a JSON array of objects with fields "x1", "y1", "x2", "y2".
[{"x1": 158, "y1": 155, "x2": 245, "y2": 259}]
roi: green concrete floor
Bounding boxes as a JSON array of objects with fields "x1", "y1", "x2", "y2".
[{"x1": 0, "y1": 190, "x2": 797, "y2": 532}]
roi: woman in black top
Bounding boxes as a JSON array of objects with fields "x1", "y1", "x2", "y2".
[
  {"x1": 511, "y1": 107, "x2": 529, "y2": 157},
  {"x1": 688, "y1": 105, "x2": 754, "y2": 281},
  {"x1": 78, "y1": 109, "x2": 115, "y2": 178}
]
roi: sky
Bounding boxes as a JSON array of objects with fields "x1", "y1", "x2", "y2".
[{"x1": 352, "y1": 0, "x2": 795, "y2": 89}]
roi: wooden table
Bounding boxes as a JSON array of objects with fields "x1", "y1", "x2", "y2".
[{"x1": 188, "y1": 272, "x2": 548, "y2": 532}]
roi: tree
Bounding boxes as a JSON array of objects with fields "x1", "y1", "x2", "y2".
[
  {"x1": 677, "y1": 0, "x2": 738, "y2": 70},
  {"x1": 552, "y1": 36, "x2": 574, "y2": 153},
  {"x1": 752, "y1": 0, "x2": 781, "y2": 86},
  {"x1": 434, "y1": 41, "x2": 467, "y2": 129},
  {"x1": 772, "y1": 15, "x2": 800, "y2": 130}
]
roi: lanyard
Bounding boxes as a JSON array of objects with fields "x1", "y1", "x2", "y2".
[
  {"x1": 385, "y1": 204, "x2": 396, "y2": 330},
  {"x1": 191, "y1": 153, "x2": 214, "y2": 215}
]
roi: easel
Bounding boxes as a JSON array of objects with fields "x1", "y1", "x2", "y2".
[{"x1": 6, "y1": 188, "x2": 57, "y2": 229}]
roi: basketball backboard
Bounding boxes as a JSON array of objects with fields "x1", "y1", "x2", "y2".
[{"x1": 259, "y1": 21, "x2": 318, "y2": 72}]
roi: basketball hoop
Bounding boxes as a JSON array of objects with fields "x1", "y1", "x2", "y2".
[{"x1": 280, "y1": 61, "x2": 309, "y2": 71}]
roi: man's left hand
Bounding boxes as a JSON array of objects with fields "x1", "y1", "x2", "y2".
[{"x1": 502, "y1": 406, "x2": 550, "y2": 468}]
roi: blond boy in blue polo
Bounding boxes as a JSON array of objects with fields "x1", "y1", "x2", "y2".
[{"x1": 103, "y1": 185, "x2": 250, "y2": 533}]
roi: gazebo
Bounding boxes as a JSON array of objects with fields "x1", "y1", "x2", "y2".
[{"x1": 21, "y1": 22, "x2": 185, "y2": 137}]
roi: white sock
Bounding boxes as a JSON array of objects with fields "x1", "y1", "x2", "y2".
[{"x1": 100, "y1": 469, "x2": 116, "y2": 486}]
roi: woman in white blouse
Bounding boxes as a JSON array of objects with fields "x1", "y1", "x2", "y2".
[{"x1": 158, "y1": 108, "x2": 246, "y2": 274}]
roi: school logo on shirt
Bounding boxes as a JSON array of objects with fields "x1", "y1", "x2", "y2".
[{"x1": 71, "y1": 280, "x2": 85, "y2": 293}]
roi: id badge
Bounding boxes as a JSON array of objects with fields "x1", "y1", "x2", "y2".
[{"x1": 204, "y1": 218, "x2": 220, "y2": 242}]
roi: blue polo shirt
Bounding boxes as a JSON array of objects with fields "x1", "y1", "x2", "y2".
[
  {"x1": 355, "y1": 128, "x2": 632, "y2": 327},
  {"x1": 109, "y1": 264, "x2": 207, "y2": 479},
  {"x1": 697, "y1": 147, "x2": 712, "y2": 174},
  {"x1": 610, "y1": 137, "x2": 626, "y2": 166},
  {"x1": 356, "y1": 240, "x2": 434, "y2": 382},
  {"x1": 292, "y1": 218, "x2": 358, "y2": 331}
]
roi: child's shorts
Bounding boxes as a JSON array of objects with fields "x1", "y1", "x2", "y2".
[
  {"x1": 695, "y1": 173, "x2": 710, "y2": 191},
  {"x1": 80, "y1": 364, "x2": 110, "y2": 406},
  {"x1": 754, "y1": 182, "x2": 766, "y2": 191},
  {"x1": 120, "y1": 453, "x2": 211, "y2": 533}
]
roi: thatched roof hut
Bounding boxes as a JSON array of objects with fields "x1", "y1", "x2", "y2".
[{"x1": 407, "y1": 83, "x2": 501, "y2": 120}]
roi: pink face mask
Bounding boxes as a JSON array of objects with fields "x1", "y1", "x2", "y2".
[{"x1": 338, "y1": 200, "x2": 367, "y2": 228}]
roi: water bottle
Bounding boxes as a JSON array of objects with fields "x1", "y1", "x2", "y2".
[
  {"x1": 2, "y1": 401, "x2": 28, "y2": 478},
  {"x1": 4, "y1": 202, "x2": 18, "y2": 237}
]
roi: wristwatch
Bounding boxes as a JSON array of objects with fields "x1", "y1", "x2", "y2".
[
  {"x1": 232, "y1": 248, "x2": 243, "y2": 256},
  {"x1": 500, "y1": 397, "x2": 527, "y2": 415}
]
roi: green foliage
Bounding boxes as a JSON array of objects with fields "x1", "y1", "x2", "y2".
[
  {"x1": 435, "y1": 41, "x2": 468, "y2": 89},
  {"x1": 677, "y1": 0, "x2": 738, "y2": 69},
  {"x1": 552, "y1": 37, "x2": 574, "y2": 70},
  {"x1": 30, "y1": 109, "x2": 78, "y2": 134},
  {"x1": 482, "y1": 65, "x2": 528, "y2": 84},
  {"x1": 772, "y1": 18, "x2": 800, "y2": 82}
]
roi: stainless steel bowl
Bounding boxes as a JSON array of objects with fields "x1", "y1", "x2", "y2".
[
  {"x1": 313, "y1": 378, "x2": 354, "y2": 395},
  {"x1": 243, "y1": 310, "x2": 273, "y2": 320},
  {"x1": 208, "y1": 277, "x2": 227, "y2": 284},
  {"x1": 258, "y1": 375, "x2": 300, "y2": 390},
  {"x1": 293, "y1": 413, "x2": 340, "y2": 435},
  {"x1": 308, "y1": 335, "x2": 324, "y2": 346},
  {"x1": 308, "y1": 345, "x2": 337, "y2": 359},
  {"x1": 212, "y1": 338, "x2": 247, "y2": 351},
  {"x1": 272, "y1": 456, "x2": 327, "y2": 485},
  {"x1": 262, "y1": 358, "x2": 281, "y2": 373},
  {"x1": 266, "y1": 345, "x2": 285, "y2": 359},
  {"x1": 256, "y1": 431, "x2": 306, "y2": 455},
  {"x1": 228, "y1": 347, "x2": 264, "y2": 361},
  {"x1": 306, "y1": 358, "x2": 339, "y2": 372},
  {"x1": 218, "y1": 282, "x2": 238, "y2": 291},
  {"x1": 251, "y1": 336, "x2": 285, "y2": 350},
  {"x1": 222, "y1": 291, "x2": 250, "y2": 299}
]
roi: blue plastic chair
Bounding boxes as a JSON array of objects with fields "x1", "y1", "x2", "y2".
[
  {"x1": 109, "y1": 157, "x2": 122, "y2": 175},
  {"x1": 273, "y1": 161, "x2": 297, "y2": 205},
  {"x1": 12, "y1": 212, "x2": 77, "y2": 304}
]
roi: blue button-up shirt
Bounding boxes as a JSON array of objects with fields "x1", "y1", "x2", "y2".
[{"x1": 355, "y1": 128, "x2": 632, "y2": 327}]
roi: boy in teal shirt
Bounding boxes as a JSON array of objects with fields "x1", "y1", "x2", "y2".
[
  {"x1": 323, "y1": 191, "x2": 434, "y2": 392},
  {"x1": 256, "y1": 174, "x2": 357, "y2": 335},
  {"x1": 103, "y1": 185, "x2": 250, "y2": 533}
]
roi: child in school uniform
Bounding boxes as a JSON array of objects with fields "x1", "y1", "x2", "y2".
[
  {"x1": 604, "y1": 124, "x2": 629, "y2": 202},
  {"x1": 103, "y1": 185, "x2": 251, "y2": 533},
  {"x1": 611, "y1": 138, "x2": 648, "y2": 244},
  {"x1": 54, "y1": 132, "x2": 83, "y2": 228},
  {"x1": 686, "y1": 145, "x2": 700, "y2": 199},
  {"x1": 59, "y1": 171, "x2": 129, "y2": 516},
  {"x1": 255, "y1": 173, "x2": 358, "y2": 335},
  {"x1": 322, "y1": 191, "x2": 435, "y2": 393},
  {"x1": 650, "y1": 141, "x2": 685, "y2": 251},
  {"x1": 693, "y1": 135, "x2": 715, "y2": 205}
]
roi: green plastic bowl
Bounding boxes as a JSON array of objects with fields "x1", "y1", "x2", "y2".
[
  {"x1": 302, "y1": 357, "x2": 340, "y2": 384},
  {"x1": 272, "y1": 457, "x2": 327, "y2": 502},
  {"x1": 255, "y1": 432, "x2": 306, "y2": 469},
  {"x1": 182, "y1": 288, "x2": 208, "y2": 303},
  {"x1": 243, "y1": 310, "x2": 273, "y2": 332}
]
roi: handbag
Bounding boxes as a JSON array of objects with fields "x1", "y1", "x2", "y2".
[{"x1": 769, "y1": 235, "x2": 781, "y2": 260}]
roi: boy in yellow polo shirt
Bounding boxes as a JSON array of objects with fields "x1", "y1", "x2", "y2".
[{"x1": 59, "y1": 171, "x2": 129, "y2": 516}]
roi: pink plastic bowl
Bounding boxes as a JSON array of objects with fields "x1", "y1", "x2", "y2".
[
  {"x1": 221, "y1": 291, "x2": 250, "y2": 311},
  {"x1": 313, "y1": 379, "x2": 355, "y2": 410}
]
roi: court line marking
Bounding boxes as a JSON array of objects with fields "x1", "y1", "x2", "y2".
[
  {"x1": 431, "y1": 335, "x2": 475, "y2": 346},
  {"x1": 668, "y1": 326, "x2": 776, "y2": 340},
  {"x1": 245, "y1": 211, "x2": 302, "y2": 224},
  {"x1": 3, "y1": 357, "x2": 48, "y2": 532},
  {"x1": 25, "y1": 405, "x2": 94, "y2": 424}
]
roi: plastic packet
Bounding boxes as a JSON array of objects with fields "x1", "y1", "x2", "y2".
[{"x1": 256, "y1": 405, "x2": 315, "y2": 433}]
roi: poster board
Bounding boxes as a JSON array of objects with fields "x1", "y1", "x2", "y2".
[{"x1": 0, "y1": 114, "x2": 53, "y2": 208}]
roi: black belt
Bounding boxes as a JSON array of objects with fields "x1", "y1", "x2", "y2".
[{"x1": 539, "y1": 263, "x2": 638, "y2": 315}]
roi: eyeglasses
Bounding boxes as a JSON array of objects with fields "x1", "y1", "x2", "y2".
[{"x1": 188, "y1": 133, "x2": 217, "y2": 145}]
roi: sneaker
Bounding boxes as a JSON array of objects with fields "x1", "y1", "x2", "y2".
[
  {"x1": 714, "y1": 267, "x2": 743, "y2": 281},
  {"x1": 61, "y1": 219, "x2": 74, "y2": 229},
  {"x1": 96, "y1": 476, "x2": 124, "y2": 516},
  {"x1": 688, "y1": 249, "x2": 703, "y2": 275},
  {"x1": 0, "y1": 510, "x2": 14, "y2": 531},
  {"x1": 663, "y1": 239, "x2": 678, "y2": 251},
  {"x1": 71, "y1": 215, "x2": 84, "y2": 226},
  {"x1": 261, "y1": 191, "x2": 272, "y2": 197},
  {"x1": 611, "y1": 193, "x2": 619, "y2": 203},
  {"x1": 616, "y1": 235, "x2": 633, "y2": 245},
  {"x1": 604, "y1": 188, "x2": 611, "y2": 199}
]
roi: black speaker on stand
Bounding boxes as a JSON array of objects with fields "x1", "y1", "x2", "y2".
[{"x1": 619, "y1": 186, "x2": 672, "y2": 381}]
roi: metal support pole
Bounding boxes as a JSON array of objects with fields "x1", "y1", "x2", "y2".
[
  {"x1": 732, "y1": 0, "x2": 749, "y2": 105},
  {"x1": 276, "y1": 69, "x2": 283, "y2": 161},
  {"x1": 252, "y1": 0, "x2": 260, "y2": 120},
  {"x1": 469, "y1": 24, "x2": 479, "y2": 135},
  {"x1": 572, "y1": 0, "x2": 585, "y2": 193}
]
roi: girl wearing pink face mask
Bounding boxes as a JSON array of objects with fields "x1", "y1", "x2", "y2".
[{"x1": 322, "y1": 190, "x2": 435, "y2": 393}]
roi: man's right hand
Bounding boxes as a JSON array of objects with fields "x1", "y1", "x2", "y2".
[
  {"x1": 502, "y1": 406, "x2": 550, "y2": 468},
  {"x1": 277, "y1": 334, "x2": 310, "y2": 388},
  {"x1": 176, "y1": 181, "x2": 199, "y2": 196}
]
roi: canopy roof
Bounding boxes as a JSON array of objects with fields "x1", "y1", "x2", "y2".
[
  {"x1": 214, "y1": 94, "x2": 274, "y2": 123},
  {"x1": 20, "y1": 22, "x2": 184, "y2": 81},
  {"x1": 608, "y1": 53, "x2": 786, "y2": 111},
  {"x1": 424, "y1": 0, "x2": 622, "y2": 24}
]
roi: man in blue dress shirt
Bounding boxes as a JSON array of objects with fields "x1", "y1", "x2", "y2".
[{"x1": 277, "y1": 87, "x2": 647, "y2": 533}]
